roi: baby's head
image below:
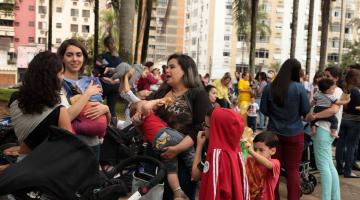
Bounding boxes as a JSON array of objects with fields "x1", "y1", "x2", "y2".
[
  {"x1": 129, "y1": 101, "x2": 141, "y2": 118},
  {"x1": 318, "y1": 78, "x2": 336, "y2": 95},
  {"x1": 231, "y1": 98, "x2": 239, "y2": 107},
  {"x1": 250, "y1": 94, "x2": 256, "y2": 103},
  {"x1": 253, "y1": 131, "x2": 279, "y2": 159}
]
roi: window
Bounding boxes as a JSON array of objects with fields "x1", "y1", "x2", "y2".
[
  {"x1": 328, "y1": 53, "x2": 338, "y2": 62},
  {"x1": 71, "y1": 9, "x2": 79, "y2": 17},
  {"x1": 223, "y1": 52, "x2": 230, "y2": 56},
  {"x1": 38, "y1": 6, "x2": 47, "y2": 14},
  {"x1": 38, "y1": 21, "x2": 47, "y2": 29},
  {"x1": 238, "y1": 34, "x2": 246, "y2": 41},
  {"x1": 345, "y1": 27, "x2": 351, "y2": 34},
  {"x1": 14, "y1": 38, "x2": 20, "y2": 42},
  {"x1": 331, "y1": 38, "x2": 339, "y2": 48},
  {"x1": 82, "y1": 10, "x2": 90, "y2": 17},
  {"x1": 56, "y1": 38, "x2": 62, "y2": 43},
  {"x1": 14, "y1": 21, "x2": 20, "y2": 26},
  {"x1": 56, "y1": 23, "x2": 62, "y2": 28},
  {"x1": 258, "y1": 35, "x2": 269, "y2": 43},
  {"x1": 38, "y1": 37, "x2": 46, "y2": 44},
  {"x1": 346, "y1": 12, "x2": 353, "y2": 19},
  {"x1": 56, "y1": 7, "x2": 62, "y2": 13},
  {"x1": 333, "y1": 10, "x2": 339, "y2": 17},
  {"x1": 70, "y1": 24, "x2": 78, "y2": 32},
  {"x1": 82, "y1": 25, "x2": 90, "y2": 33},
  {"x1": 28, "y1": 5, "x2": 35, "y2": 11},
  {"x1": 28, "y1": 37, "x2": 35, "y2": 43},
  {"x1": 192, "y1": 37, "x2": 197, "y2": 45},
  {"x1": 28, "y1": 21, "x2": 35, "y2": 27},
  {"x1": 255, "y1": 49, "x2": 269, "y2": 58},
  {"x1": 224, "y1": 35, "x2": 230, "y2": 41},
  {"x1": 330, "y1": 23, "x2": 340, "y2": 32},
  {"x1": 73, "y1": 1, "x2": 77, "y2": 6},
  {"x1": 226, "y1": 5, "x2": 232, "y2": 9}
]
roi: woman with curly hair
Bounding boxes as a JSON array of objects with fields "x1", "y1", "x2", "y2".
[{"x1": 9, "y1": 51, "x2": 73, "y2": 157}]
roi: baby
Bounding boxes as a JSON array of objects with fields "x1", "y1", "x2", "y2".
[
  {"x1": 311, "y1": 78, "x2": 349, "y2": 137},
  {"x1": 130, "y1": 98, "x2": 193, "y2": 200},
  {"x1": 70, "y1": 77, "x2": 107, "y2": 138}
]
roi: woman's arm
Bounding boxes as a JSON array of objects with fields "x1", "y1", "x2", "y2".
[
  {"x1": 58, "y1": 107, "x2": 74, "y2": 133},
  {"x1": 313, "y1": 104, "x2": 340, "y2": 119},
  {"x1": 84, "y1": 102, "x2": 110, "y2": 121}
]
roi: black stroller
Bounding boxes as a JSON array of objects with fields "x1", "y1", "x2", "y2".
[{"x1": 0, "y1": 126, "x2": 166, "y2": 200}]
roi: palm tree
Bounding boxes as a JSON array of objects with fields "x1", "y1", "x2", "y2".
[
  {"x1": 249, "y1": 0, "x2": 259, "y2": 77},
  {"x1": 140, "y1": 0, "x2": 154, "y2": 63},
  {"x1": 290, "y1": 0, "x2": 299, "y2": 59},
  {"x1": 134, "y1": 0, "x2": 144, "y2": 63},
  {"x1": 319, "y1": 0, "x2": 332, "y2": 71},
  {"x1": 93, "y1": 0, "x2": 99, "y2": 66},
  {"x1": 305, "y1": 0, "x2": 315, "y2": 74}
]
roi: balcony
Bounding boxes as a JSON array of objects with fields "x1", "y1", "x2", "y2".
[
  {"x1": 0, "y1": 0, "x2": 15, "y2": 4},
  {"x1": 0, "y1": 12, "x2": 14, "y2": 20},
  {"x1": 0, "y1": 25, "x2": 14, "y2": 37}
]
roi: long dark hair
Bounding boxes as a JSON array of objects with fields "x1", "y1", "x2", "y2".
[
  {"x1": 271, "y1": 58, "x2": 301, "y2": 107},
  {"x1": 345, "y1": 69, "x2": 360, "y2": 91},
  {"x1": 57, "y1": 39, "x2": 88, "y2": 73},
  {"x1": 17, "y1": 51, "x2": 63, "y2": 114}
]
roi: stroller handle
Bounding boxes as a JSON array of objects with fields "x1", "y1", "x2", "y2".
[{"x1": 110, "y1": 155, "x2": 166, "y2": 195}]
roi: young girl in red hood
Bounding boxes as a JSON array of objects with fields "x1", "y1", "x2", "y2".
[{"x1": 192, "y1": 107, "x2": 250, "y2": 200}]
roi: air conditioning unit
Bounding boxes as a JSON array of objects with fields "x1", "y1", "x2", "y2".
[
  {"x1": 40, "y1": 30, "x2": 45, "y2": 34},
  {"x1": 84, "y1": 18, "x2": 88, "y2": 22},
  {"x1": 72, "y1": 17, "x2": 77, "y2": 21},
  {"x1": 41, "y1": 14, "x2": 45, "y2": 18}
]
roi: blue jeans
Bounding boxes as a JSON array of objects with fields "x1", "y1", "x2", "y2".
[
  {"x1": 313, "y1": 127, "x2": 340, "y2": 200},
  {"x1": 335, "y1": 119, "x2": 360, "y2": 176},
  {"x1": 256, "y1": 98, "x2": 265, "y2": 129}
]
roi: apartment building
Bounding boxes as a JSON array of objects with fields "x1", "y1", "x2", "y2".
[
  {"x1": 186, "y1": 0, "x2": 360, "y2": 79},
  {"x1": 0, "y1": 0, "x2": 17, "y2": 86},
  {"x1": 146, "y1": 0, "x2": 185, "y2": 64},
  {"x1": 184, "y1": 0, "x2": 234, "y2": 78}
]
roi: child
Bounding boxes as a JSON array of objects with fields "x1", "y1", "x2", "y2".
[
  {"x1": 231, "y1": 98, "x2": 240, "y2": 113},
  {"x1": 311, "y1": 78, "x2": 349, "y2": 137},
  {"x1": 244, "y1": 131, "x2": 280, "y2": 200},
  {"x1": 104, "y1": 62, "x2": 145, "y2": 86},
  {"x1": 129, "y1": 98, "x2": 193, "y2": 200},
  {"x1": 192, "y1": 107, "x2": 250, "y2": 200},
  {"x1": 247, "y1": 96, "x2": 259, "y2": 132},
  {"x1": 64, "y1": 76, "x2": 108, "y2": 138}
]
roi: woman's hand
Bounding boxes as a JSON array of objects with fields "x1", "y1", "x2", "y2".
[
  {"x1": 84, "y1": 102, "x2": 109, "y2": 120},
  {"x1": 161, "y1": 145, "x2": 180, "y2": 160},
  {"x1": 84, "y1": 81, "x2": 102, "y2": 97}
]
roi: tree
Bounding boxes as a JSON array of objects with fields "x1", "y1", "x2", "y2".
[
  {"x1": 319, "y1": 0, "x2": 332, "y2": 71},
  {"x1": 341, "y1": 41, "x2": 360, "y2": 67},
  {"x1": 48, "y1": 0, "x2": 53, "y2": 50},
  {"x1": 305, "y1": 0, "x2": 315, "y2": 74},
  {"x1": 140, "y1": 0, "x2": 154, "y2": 63},
  {"x1": 93, "y1": 0, "x2": 99, "y2": 67},
  {"x1": 290, "y1": 0, "x2": 299, "y2": 59}
]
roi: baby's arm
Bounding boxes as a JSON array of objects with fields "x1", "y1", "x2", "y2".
[{"x1": 246, "y1": 143, "x2": 274, "y2": 170}]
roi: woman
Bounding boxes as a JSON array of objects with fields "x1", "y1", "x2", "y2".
[
  {"x1": 255, "y1": 72, "x2": 268, "y2": 129},
  {"x1": 205, "y1": 85, "x2": 220, "y2": 108},
  {"x1": 57, "y1": 39, "x2": 110, "y2": 160},
  {"x1": 133, "y1": 53, "x2": 212, "y2": 200},
  {"x1": 260, "y1": 59, "x2": 310, "y2": 200},
  {"x1": 213, "y1": 72, "x2": 231, "y2": 108},
  {"x1": 10, "y1": 51, "x2": 73, "y2": 158},
  {"x1": 335, "y1": 69, "x2": 360, "y2": 178},
  {"x1": 100, "y1": 36, "x2": 121, "y2": 125},
  {"x1": 307, "y1": 66, "x2": 345, "y2": 200},
  {"x1": 238, "y1": 72, "x2": 252, "y2": 106}
]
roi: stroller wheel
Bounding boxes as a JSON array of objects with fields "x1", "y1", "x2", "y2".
[
  {"x1": 301, "y1": 182, "x2": 314, "y2": 195},
  {"x1": 308, "y1": 174, "x2": 317, "y2": 187}
]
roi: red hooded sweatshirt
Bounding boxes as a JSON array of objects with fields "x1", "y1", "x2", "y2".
[{"x1": 199, "y1": 108, "x2": 250, "y2": 200}]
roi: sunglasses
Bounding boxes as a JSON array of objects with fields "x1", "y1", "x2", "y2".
[{"x1": 202, "y1": 122, "x2": 210, "y2": 129}]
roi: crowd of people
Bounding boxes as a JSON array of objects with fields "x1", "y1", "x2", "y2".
[{"x1": 1, "y1": 36, "x2": 360, "y2": 200}]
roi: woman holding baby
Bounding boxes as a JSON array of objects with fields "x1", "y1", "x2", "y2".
[
  {"x1": 57, "y1": 39, "x2": 110, "y2": 160},
  {"x1": 132, "y1": 54, "x2": 212, "y2": 200}
]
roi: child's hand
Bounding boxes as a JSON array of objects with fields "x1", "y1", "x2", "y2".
[{"x1": 197, "y1": 131, "x2": 206, "y2": 146}]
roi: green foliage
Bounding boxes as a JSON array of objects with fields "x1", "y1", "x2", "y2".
[
  {"x1": 100, "y1": 9, "x2": 119, "y2": 53},
  {"x1": 270, "y1": 61, "x2": 281, "y2": 72},
  {"x1": 0, "y1": 88, "x2": 17, "y2": 103},
  {"x1": 342, "y1": 41, "x2": 360, "y2": 68}
]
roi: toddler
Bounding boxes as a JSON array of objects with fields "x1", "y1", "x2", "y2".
[{"x1": 247, "y1": 96, "x2": 259, "y2": 132}]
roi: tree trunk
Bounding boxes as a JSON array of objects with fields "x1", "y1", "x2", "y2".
[
  {"x1": 290, "y1": 0, "x2": 299, "y2": 59},
  {"x1": 93, "y1": 0, "x2": 99, "y2": 67},
  {"x1": 305, "y1": 0, "x2": 315, "y2": 74},
  {"x1": 338, "y1": 0, "x2": 346, "y2": 67},
  {"x1": 249, "y1": 0, "x2": 259, "y2": 77},
  {"x1": 134, "y1": 0, "x2": 143, "y2": 63},
  {"x1": 118, "y1": 0, "x2": 136, "y2": 63},
  {"x1": 140, "y1": 0, "x2": 153, "y2": 63},
  {"x1": 319, "y1": 0, "x2": 331, "y2": 71},
  {"x1": 47, "y1": 0, "x2": 52, "y2": 50}
]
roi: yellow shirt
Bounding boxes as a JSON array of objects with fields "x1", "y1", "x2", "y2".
[
  {"x1": 238, "y1": 79, "x2": 251, "y2": 103},
  {"x1": 213, "y1": 79, "x2": 230, "y2": 102}
]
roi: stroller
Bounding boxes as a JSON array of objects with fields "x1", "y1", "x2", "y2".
[
  {"x1": 280, "y1": 123, "x2": 318, "y2": 195},
  {"x1": 0, "y1": 126, "x2": 166, "y2": 200}
]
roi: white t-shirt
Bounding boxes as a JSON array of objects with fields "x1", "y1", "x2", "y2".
[{"x1": 316, "y1": 87, "x2": 343, "y2": 132}]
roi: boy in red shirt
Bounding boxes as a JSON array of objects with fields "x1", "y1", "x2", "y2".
[
  {"x1": 245, "y1": 131, "x2": 280, "y2": 200},
  {"x1": 130, "y1": 98, "x2": 193, "y2": 200}
]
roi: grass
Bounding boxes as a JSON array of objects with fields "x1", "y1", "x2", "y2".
[{"x1": 0, "y1": 88, "x2": 17, "y2": 103}]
